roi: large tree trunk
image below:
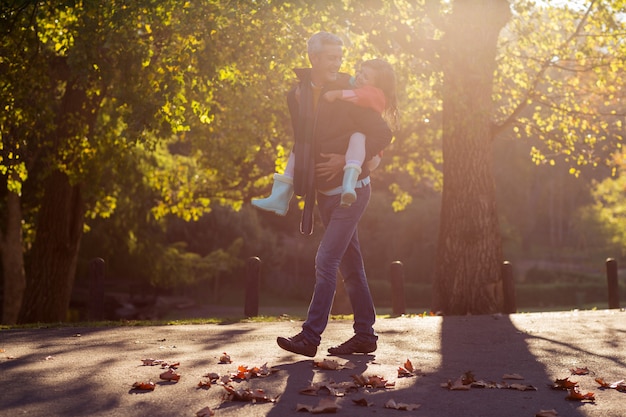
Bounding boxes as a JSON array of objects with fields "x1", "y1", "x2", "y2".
[
  {"x1": 433, "y1": 0, "x2": 511, "y2": 315},
  {"x1": 19, "y1": 170, "x2": 85, "y2": 323},
  {"x1": 1, "y1": 191, "x2": 26, "y2": 324}
]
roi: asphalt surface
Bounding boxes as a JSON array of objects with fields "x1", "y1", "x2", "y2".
[{"x1": 1, "y1": 309, "x2": 625, "y2": 417}]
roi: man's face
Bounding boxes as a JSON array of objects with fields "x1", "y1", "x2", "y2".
[{"x1": 309, "y1": 44, "x2": 343, "y2": 84}]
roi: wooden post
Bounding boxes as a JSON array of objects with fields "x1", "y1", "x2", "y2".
[
  {"x1": 389, "y1": 261, "x2": 406, "y2": 316},
  {"x1": 502, "y1": 261, "x2": 516, "y2": 314},
  {"x1": 244, "y1": 257, "x2": 261, "y2": 317},
  {"x1": 606, "y1": 258, "x2": 620, "y2": 309},
  {"x1": 88, "y1": 258, "x2": 105, "y2": 321}
]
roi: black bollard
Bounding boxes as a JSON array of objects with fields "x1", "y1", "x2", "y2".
[
  {"x1": 88, "y1": 258, "x2": 105, "y2": 321},
  {"x1": 244, "y1": 257, "x2": 261, "y2": 317},
  {"x1": 606, "y1": 258, "x2": 620, "y2": 309},
  {"x1": 502, "y1": 261, "x2": 517, "y2": 314},
  {"x1": 389, "y1": 261, "x2": 406, "y2": 316}
]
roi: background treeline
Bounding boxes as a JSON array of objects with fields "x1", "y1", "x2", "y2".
[
  {"x1": 74, "y1": 137, "x2": 625, "y2": 318},
  {"x1": 2, "y1": 0, "x2": 625, "y2": 322}
]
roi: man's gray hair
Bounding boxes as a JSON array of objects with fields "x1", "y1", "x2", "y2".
[{"x1": 307, "y1": 31, "x2": 343, "y2": 55}]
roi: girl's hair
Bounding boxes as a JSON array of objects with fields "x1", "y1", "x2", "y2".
[{"x1": 361, "y1": 59, "x2": 399, "y2": 131}]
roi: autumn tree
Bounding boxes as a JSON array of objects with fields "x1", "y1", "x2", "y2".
[
  {"x1": 1, "y1": 1, "x2": 231, "y2": 323},
  {"x1": 313, "y1": 0, "x2": 625, "y2": 314}
]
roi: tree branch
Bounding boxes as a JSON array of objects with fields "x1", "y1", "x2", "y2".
[{"x1": 493, "y1": 0, "x2": 598, "y2": 137}]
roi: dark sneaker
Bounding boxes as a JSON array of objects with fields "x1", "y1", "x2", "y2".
[
  {"x1": 327, "y1": 335, "x2": 377, "y2": 355},
  {"x1": 277, "y1": 333, "x2": 317, "y2": 357}
]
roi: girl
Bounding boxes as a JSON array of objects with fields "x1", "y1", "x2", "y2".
[{"x1": 252, "y1": 58, "x2": 398, "y2": 214}]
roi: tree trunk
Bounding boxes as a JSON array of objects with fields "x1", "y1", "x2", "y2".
[
  {"x1": 1, "y1": 191, "x2": 26, "y2": 324},
  {"x1": 19, "y1": 170, "x2": 86, "y2": 323},
  {"x1": 433, "y1": 0, "x2": 511, "y2": 315}
]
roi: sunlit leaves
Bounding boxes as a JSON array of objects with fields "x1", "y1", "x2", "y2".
[{"x1": 496, "y1": 0, "x2": 626, "y2": 173}]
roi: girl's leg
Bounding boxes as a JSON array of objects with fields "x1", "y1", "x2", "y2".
[
  {"x1": 251, "y1": 153, "x2": 295, "y2": 216},
  {"x1": 341, "y1": 132, "x2": 365, "y2": 207}
]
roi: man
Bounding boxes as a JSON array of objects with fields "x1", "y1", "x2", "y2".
[{"x1": 276, "y1": 31, "x2": 393, "y2": 357}]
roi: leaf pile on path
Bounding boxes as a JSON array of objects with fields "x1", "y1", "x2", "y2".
[
  {"x1": 441, "y1": 371, "x2": 537, "y2": 391},
  {"x1": 131, "y1": 358, "x2": 181, "y2": 390},
  {"x1": 295, "y1": 358, "x2": 420, "y2": 413},
  {"x1": 551, "y1": 375, "x2": 595, "y2": 402},
  {"x1": 553, "y1": 365, "x2": 626, "y2": 403}
]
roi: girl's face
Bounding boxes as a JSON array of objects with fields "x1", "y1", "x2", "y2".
[{"x1": 355, "y1": 66, "x2": 377, "y2": 88}]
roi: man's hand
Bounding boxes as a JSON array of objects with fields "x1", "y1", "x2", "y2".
[{"x1": 317, "y1": 153, "x2": 344, "y2": 181}]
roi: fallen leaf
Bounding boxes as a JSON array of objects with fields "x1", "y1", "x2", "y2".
[
  {"x1": 535, "y1": 409, "x2": 559, "y2": 417},
  {"x1": 219, "y1": 352, "x2": 232, "y2": 364},
  {"x1": 141, "y1": 358, "x2": 163, "y2": 366},
  {"x1": 566, "y1": 387, "x2": 595, "y2": 402},
  {"x1": 221, "y1": 384, "x2": 277, "y2": 403},
  {"x1": 296, "y1": 397, "x2": 340, "y2": 413},
  {"x1": 384, "y1": 398, "x2": 421, "y2": 411},
  {"x1": 203, "y1": 372, "x2": 220, "y2": 382},
  {"x1": 595, "y1": 377, "x2": 626, "y2": 391},
  {"x1": 161, "y1": 361, "x2": 179, "y2": 369},
  {"x1": 398, "y1": 358, "x2": 421, "y2": 378},
  {"x1": 351, "y1": 374, "x2": 394, "y2": 389},
  {"x1": 551, "y1": 377, "x2": 578, "y2": 390},
  {"x1": 314, "y1": 359, "x2": 341, "y2": 370},
  {"x1": 197, "y1": 380, "x2": 212, "y2": 389},
  {"x1": 132, "y1": 381, "x2": 156, "y2": 391},
  {"x1": 299, "y1": 381, "x2": 354, "y2": 397},
  {"x1": 570, "y1": 367, "x2": 590, "y2": 375},
  {"x1": 445, "y1": 376, "x2": 471, "y2": 390},
  {"x1": 352, "y1": 397, "x2": 373, "y2": 407},
  {"x1": 502, "y1": 373, "x2": 524, "y2": 380},
  {"x1": 196, "y1": 406, "x2": 215, "y2": 417},
  {"x1": 159, "y1": 368, "x2": 181, "y2": 382},
  {"x1": 509, "y1": 383, "x2": 538, "y2": 391}
]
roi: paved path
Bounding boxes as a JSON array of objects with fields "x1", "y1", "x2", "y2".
[{"x1": 1, "y1": 309, "x2": 625, "y2": 417}]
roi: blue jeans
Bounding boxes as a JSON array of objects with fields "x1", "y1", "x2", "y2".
[{"x1": 301, "y1": 183, "x2": 377, "y2": 346}]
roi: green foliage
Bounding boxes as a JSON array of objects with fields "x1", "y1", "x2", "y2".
[{"x1": 4, "y1": 0, "x2": 626, "y2": 318}]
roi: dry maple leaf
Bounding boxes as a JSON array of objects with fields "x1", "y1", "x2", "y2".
[
  {"x1": 203, "y1": 372, "x2": 220, "y2": 382},
  {"x1": 535, "y1": 409, "x2": 559, "y2": 417},
  {"x1": 398, "y1": 358, "x2": 421, "y2": 378},
  {"x1": 132, "y1": 381, "x2": 156, "y2": 391},
  {"x1": 502, "y1": 373, "x2": 524, "y2": 380},
  {"x1": 384, "y1": 398, "x2": 421, "y2": 411},
  {"x1": 352, "y1": 397, "x2": 373, "y2": 407},
  {"x1": 195, "y1": 406, "x2": 215, "y2": 417},
  {"x1": 161, "y1": 361, "x2": 180, "y2": 369},
  {"x1": 314, "y1": 359, "x2": 341, "y2": 370},
  {"x1": 566, "y1": 387, "x2": 595, "y2": 402},
  {"x1": 159, "y1": 368, "x2": 181, "y2": 382},
  {"x1": 570, "y1": 367, "x2": 590, "y2": 375},
  {"x1": 551, "y1": 377, "x2": 578, "y2": 390},
  {"x1": 296, "y1": 397, "x2": 341, "y2": 414},
  {"x1": 221, "y1": 384, "x2": 277, "y2": 403},
  {"x1": 351, "y1": 374, "x2": 394, "y2": 389},
  {"x1": 595, "y1": 377, "x2": 626, "y2": 391},
  {"x1": 197, "y1": 380, "x2": 212, "y2": 389},
  {"x1": 509, "y1": 383, "x2": 538, "y2": 391},
  {"x1": 299, "y1": 382, "x2": 347, "y2": 398}
]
